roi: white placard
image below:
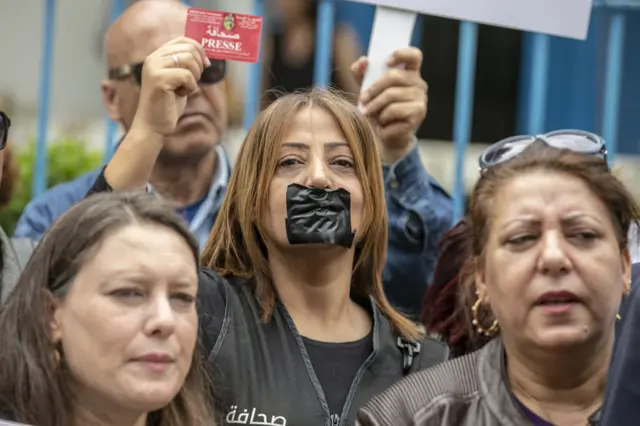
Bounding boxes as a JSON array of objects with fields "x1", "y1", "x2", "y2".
[
  {"x1": 359, "y1": 7, "x2": 417, "y2": 109},
  {"x1": 353, "y1": 0, "x2": 593, "y2": 40}
]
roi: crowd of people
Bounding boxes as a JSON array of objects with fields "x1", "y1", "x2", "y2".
[{"x1": 0, "y1": 0, "x2": 639, "y2": 425}]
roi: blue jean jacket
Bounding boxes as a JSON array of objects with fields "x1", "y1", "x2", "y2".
[{"x1": 14, "y1": 143, "x2": 452, "y2": 319}]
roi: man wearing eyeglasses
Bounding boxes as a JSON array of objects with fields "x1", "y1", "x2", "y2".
[{"x1": 15, "y1": 0, "x2": 231, "y2": 250}]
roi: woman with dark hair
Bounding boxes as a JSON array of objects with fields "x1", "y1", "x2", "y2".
[
  {"x1": 358, "y1": 131, "x2": 638, "y2": 425},
  {"x1": 261, "y1": 0, "x2": 361, "y2": 106},
  {"x1": 420, "y1": 217, "x2": 490, "y2": 358},
  {"x1": 0, "y1": 192, "x2": 216, "y2": 426}
]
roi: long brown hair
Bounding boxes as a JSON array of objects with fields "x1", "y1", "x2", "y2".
[
  {"x1": 0, "y1": 192, "x2": 216, "y2": 426},
  {"x1": 201, "y1": 88, "x2": 421, "y2": 340}
]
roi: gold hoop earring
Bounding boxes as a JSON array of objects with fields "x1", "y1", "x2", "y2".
[{"x1": 471, "y1": 298, "x2": 499, "y2": 336}]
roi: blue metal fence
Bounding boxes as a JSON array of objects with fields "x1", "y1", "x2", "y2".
[{"x1": 32, "y1": 0, "x2": 636, "y2": 221}]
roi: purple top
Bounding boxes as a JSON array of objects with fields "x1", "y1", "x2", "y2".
[{"x1": 515, "y1": 398, "x2": 554, "y2": 426}]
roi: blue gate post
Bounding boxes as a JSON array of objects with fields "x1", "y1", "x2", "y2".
[
  {"x1": 452, "y1": 21, "x2": 478, "y2": 222},
  {"x1": 314, "y1": 0, "x2": 336, "y2": 87},
  {"x1": 33, "y1": 0, "x2": 57, "y2": 198},
  {"x1": 601, "y1": 9, "x2": 626, "y2": 165},
  {"x1": 525, "y1": 33, "x2": 550, "y2": 135},
  {"x1": 104, "y1": 0, "x2": 125, "y2": 162},
  {"x1": 243, "y1": 0, "x2": 265, "y2": 130}
]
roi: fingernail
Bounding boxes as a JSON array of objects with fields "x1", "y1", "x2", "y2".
[
  {"x1": 205, "y1": 57, "x2": 211, "y2": 66},
  {"x1": 360, "y1": 91, "x2": 369, "y2": 103}
]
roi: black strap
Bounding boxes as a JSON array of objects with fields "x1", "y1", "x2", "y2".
[{"x1": 397, "y1": 337, "x2": 421, "y2": 375}]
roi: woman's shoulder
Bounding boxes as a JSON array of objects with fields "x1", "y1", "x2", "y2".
[
  {"x1": 0, "y1": 409, "x2": 19, "y2": 423},
  {"x1": 358, "y1": 350, "x2": 483, "y2": 425},
  {"x1": 197, "y1": 267, "x2": 254, "y2": 302},
  {"x1": 197, "y1": 267, "x2": 227, "y2": 308},
  {"x1": 412, "y1": 335, "x2": 450, "y2": 371}
]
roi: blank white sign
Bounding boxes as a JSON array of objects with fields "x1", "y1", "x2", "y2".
[{"x1": 351, "y1": 0, "x2": 594, "y2": 40}]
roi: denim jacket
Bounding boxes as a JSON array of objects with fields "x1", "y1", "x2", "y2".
[
  {"x1": 14, "y1": 145, "x2": 231, "y2": 252},
  {"x1": 383, "y1": 141, "x2": 453, "y2": 318},
  {"x1": 14, "y1": 140, "x2": 452, "y2": 318}
]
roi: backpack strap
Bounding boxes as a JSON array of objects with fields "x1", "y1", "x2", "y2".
[
  {"x1": 397, "y1": 335, "x2": 450, "y2": 375},
  {"x1": 397, "y1": 337, "x2": 421, "y2": 375},
  {"x1": 0, "y1": 238, "x2": 37, "y2": 304}
]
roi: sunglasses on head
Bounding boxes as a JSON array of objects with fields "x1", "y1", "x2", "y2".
[
  {"x1": 478, "y1": 129, "x2": 608, "y2": 172},
  {"x1": 0, "y1": 111, "x2": 10, "y2": 151},
  {"x1": 107, "y1": 58, "x2": 226, "y2": 86}
]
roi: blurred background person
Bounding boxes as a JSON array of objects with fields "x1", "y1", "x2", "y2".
[
  {"x1": 0, "y1": 143, "x2": 19, "y2": 210},
  {"x1": 0, "y1": 110, "x2": 36, "y2": 304},
  {"x1": 357, "y1": 134, "x2": 637, "y2": 425},
  {"x1": 0, "y1": 192, "x2": 216, "y2": 426},
  {"x1": 261, "y1": 0, "x2": 361, "y2": 106}
]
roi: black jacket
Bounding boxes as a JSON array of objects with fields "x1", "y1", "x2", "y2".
[
  {"x1": 600, "y1": 263, "x2": 640, "y2": 425},
  {"x1": 356, "y1": 338, "x2": 601, "y2": 426},
  {"x1": 197, "y1": 268, "x2": 449, "y2": 426}
]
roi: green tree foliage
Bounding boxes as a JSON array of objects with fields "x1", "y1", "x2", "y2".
[{"x1": 0, "y1": 138, "x2": 103, "y2": 235}]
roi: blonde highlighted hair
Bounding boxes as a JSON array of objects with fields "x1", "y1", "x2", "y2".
[{"x1": 201, "y1": 88, "x2": 422, "y2": 340}]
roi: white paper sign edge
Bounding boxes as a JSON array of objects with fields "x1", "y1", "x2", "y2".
[
  {"x1": 351, "y1": 0, "x2": 593, "y2": 40},
  {"x1": 359, "y1": 7, "x2": 417, "y2": 109}
]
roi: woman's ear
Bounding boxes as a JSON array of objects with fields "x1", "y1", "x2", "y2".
[
  {"x1": 622, "y1": 247, "x2": 632, "y2": 296},
  {"x1": 49, "y1": 292, "x2": 64, "y2": 344},
  {"x1": 474, "y1": 257, "x2": 489, "y2": 303}
]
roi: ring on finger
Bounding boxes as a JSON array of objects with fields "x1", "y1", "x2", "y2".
[{"x1": 172, "y1": 53, "x2": 180, "y2": 68}]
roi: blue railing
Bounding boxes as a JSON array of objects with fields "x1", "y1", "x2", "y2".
[{"x1": 33, "y1": 0, "x2": 636, "y2": 223}]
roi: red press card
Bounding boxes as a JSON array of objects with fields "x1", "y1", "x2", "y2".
[{"x1": 185, "y1": 8, "x2": 263, "y2": 63}]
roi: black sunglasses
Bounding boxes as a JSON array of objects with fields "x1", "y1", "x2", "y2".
[
  {"x1": 0, "y1": 111, "x2": 10, "y2": 150},
  {"x1": 479, "y1": 129, "x2": 607, "y2": 172},
  {"x1": 108, "y1": 58, "x2": 226, "y2": 86}
]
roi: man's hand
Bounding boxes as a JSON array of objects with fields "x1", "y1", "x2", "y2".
[
  {"x1": 133, "y1": 37, "x2": 210, "y2": 137},
  {"x1": 351, "y1": 47, "x2": 428, "y2": 164},
  {"x1": 105, "y1": 37, "x2": 209, "y2": 191}
]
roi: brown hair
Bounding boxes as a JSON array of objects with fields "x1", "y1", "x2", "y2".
[
  {"x1": 201, "y1": 88, "x2": 421, "y2": 340},
  {"x1": 0, "y1": 192, "x2": 216, "y2": 426},
  {"x1": 420, "y1": 217, "x2": 490, "y2": 357},
  {"x1": 462, "y1": 141, "x2": 640, "y2": 343},
  {"x1": 422, "y1": 141, "x2": 640, "y2": 355}
]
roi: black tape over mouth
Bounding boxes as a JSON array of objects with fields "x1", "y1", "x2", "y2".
[{"x1": 285, "y1": 183, "x2": 356, "y2": 248}]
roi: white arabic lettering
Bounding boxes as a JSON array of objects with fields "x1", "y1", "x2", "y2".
[
  {"x1": 224, "y1": 405, "x2": 287, "y2": 425},
  {"x1": 205, "y1": 25, "x2": 240, "y2": 39}
]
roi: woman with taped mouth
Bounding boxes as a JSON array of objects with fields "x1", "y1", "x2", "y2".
[
  {"x1": 356, "y1": 132, "x2": 639, "y2": 426},
  {"x1": 86, "y1": 87, "x2": 449, "y2": 425}
]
